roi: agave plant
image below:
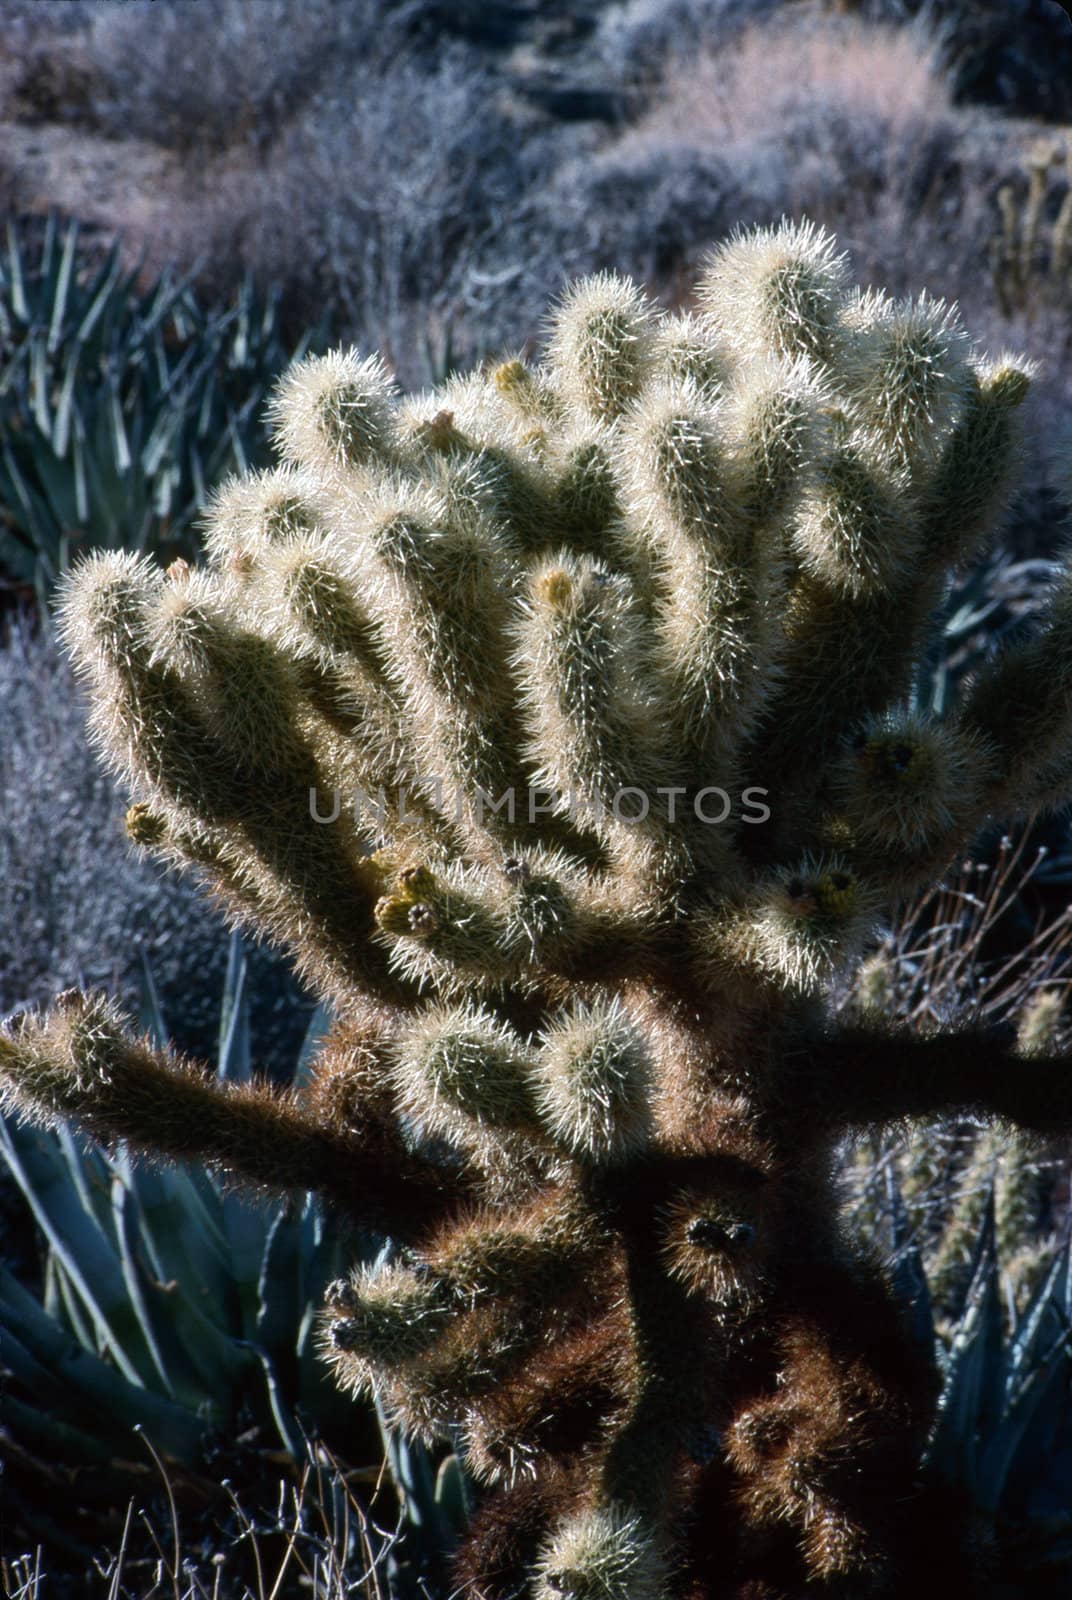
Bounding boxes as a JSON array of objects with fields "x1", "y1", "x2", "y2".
[
  {"x1": 918, "y1": 1186, "x2": 1072, "y2": 1593},
  {"x1": 0, "y1": 936, "x2": 465, "y2": 1579},
  {"x1": 0, "y1": 212, "x2": 324, "y2": 610}
]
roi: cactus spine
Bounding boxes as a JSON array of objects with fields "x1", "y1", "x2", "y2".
[{"x1": 3, "y1": 219, "x2": 1072, "y2": 1597}]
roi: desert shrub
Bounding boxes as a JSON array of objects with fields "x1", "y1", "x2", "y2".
[
  {"x1": 81, "y1": 0, "x2": 403, "y2": 154},
  {"x1": 845, "y1": 0, "x2": 1072, "y2": 120},
  {"x1": 593, "y1": 0, "x2": 783, "y2": 85},
  {"x1": 200, "y1": 49, "x2": 570, "y2": 386},
  {"x1": 623, "y1": 15, "x2": 963, "y2": 253},
  {"x1": 530, "y1": 140, "x2": 753, "y2": 297}
]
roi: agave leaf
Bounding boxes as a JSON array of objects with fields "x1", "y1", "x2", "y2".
[
  {"x1": 979, "y1": 1323, "x2": 1072, "y2": 1515},
  {"x1": 190, "y1": 439, "x2": 207, "y2": 508},
  {"x1": 51, "y1": 341, "x2": 79, "y2": 458},
  {"x1": 295, "y1": 1001, "x2": 334, "y2": 1091},
  {"x1": 256, "y1": 1199, "x2": 305, "y2": 1374},
  {"x1": 232, "y1": 278, "x2": 251, "y2": 367},
  {"x1": 28, "y1": 335, "x2": 51, "y2": 438},
  {"x1": 196, "y1": 362, "x2": 217, "y2": 439},
  {"x1": 37, "y1": 213, "x2": 57, "y2": 306},
  {"x1": 0, "y1": 1264, "x2": 207, "y2": 1463},
  {"x1": 5, "y1": 217, "x2": 28, "y2": 325},
  {"x1": 1007, "y1": 1229, "x2": 1072, "y2": 1403},
  {"x1": 434, "y1": 1454, "x2": 471, "y2": 1539},
  {"x1": 297, "y1": 1204, "x2": 353, "y2": 1423},
  {"x1": 109, "y1": 1152, "x2": 186, "y2": 1399},
  {"x1": 143, "y1": 404, "x2": 184, "y2": 489},
  {"x1": 1, "y1": 1390, "x2": 120, "y2": 1469},
  {"x1": 218, "y1": 930, "x2": 251, "y2": 1083},
  {"x1": 211, "y1": 941, "x2": 266, "y2": 1332},
  {"x1": 247, "y1": 1340, "x2": 307, "y2": 1459},
  {"x1": 73, "y1": 243, "x2": 124, "y2": 351},
  {"x1": 81, "y1": 398, "x2": 124, "y2": 546},
  {"x1": 885, "y1": 1162, "x2": 935, "y2": 1360},
  {"x1": 137, "y1": 946, "x2": 170, "y2": 1048},
  {"x1": 924, "y1": 1186, "x2": 1003, "y2": 1493},
  {"x1": 226, "y1": 404, "x2": 249, "y2": 475},
  {"x1": 379, "y1": 1400, "x2": 439, "y2": 1530},
  {"x1": 49, "y1": 1250, "x2": 101, "y2": 1351},
  {"x1": 0, "y1": 1116, "x2": 153, "y2": 1386},
  {"x1": 150, "y1": 319, "x2": 170, "y2": 390},
  {"x1": 0, "y1": 339, "x2": 25, "y2": 399},
  {"x1": 1, "y1": 438, "x2": 57, "y2": 571},
  {"x1": 108, "y1": 1143, "x2": 262, "y2": 1401},
  {"x1": 23, "y1": 410, "x2": 83, "y2": 533},
  {"x1": 0, "y1": 1311, "x2": 58, "y2": 1396},
  {"x1": 984, "y1": 1230, "x2": 1072, "y2": 1513},
  {"x1": 122, "y1": 1155, "x2": 232, "y2": 1307},
  {"x1": 70, "y1": 406, "x2": 89, "y2": 529},
  {"x1": 223, "y1": 1192, "x2": 274, "y2": 1343},
  {"x1": 53, "y1": 1117, "x2": 113, "y2": 1234},
  {"x1": 47, "y1": 218, "x2": 78, "y2": 356},
  {"x1": 108, "y1": 374, "x2": 133, "y2": 475},
  {"x1": 42, "y1": 1250, "x2": 61, "y2": 1323}
]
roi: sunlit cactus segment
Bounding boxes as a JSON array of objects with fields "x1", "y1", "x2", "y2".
[
  {"x1": 390, "y1": 1001, "x2": 537, "y2": 1140},
  {"x1": 697, "y1": 217, "x2": 851, "y2": 366},
  {"x1": 531, "y1": 997, "x2": 653, "y2": 1163},
  {"x1": 545, "y1": 271, "x2": 659, "y2": 422},
  {"x1": 268, "y1": 347, "x2": 398, "y2": 472},
  {"x1": 534, "y1": 1506, "x2": 667, "y2": 1600}
]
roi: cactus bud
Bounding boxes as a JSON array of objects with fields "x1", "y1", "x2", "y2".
[
  {"x1": 124, "y1": 802, "x2": 169, "y2": 847},
  {"x1": 324, "y1": 1260, "x2": 454, "y2": 1368},
  {"x1": 833, "y1": 712, "x2": 993, "y2": 853},
  {"x1": 1017, "y1": 989, "x2": 1067, "y2": 1057}
]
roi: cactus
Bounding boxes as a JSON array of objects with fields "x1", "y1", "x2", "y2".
[
  {"x1": 991, "y1": 138, "x2": 1072, "y2": 324},
  {"x1": 3, "y1": 218, "x2": 1072, "y2": 1596}
]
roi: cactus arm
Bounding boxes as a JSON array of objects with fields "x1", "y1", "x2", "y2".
[
  {"x1": 1013, "y1": 743, "x2": 1072, "y2": 818},
  {"x1": 917, "y1": 360, "x2": 1032, "y2": 573},
  {"x1": 0, "y1": 995, "x2": 460, "y2": 1239},
  {"x1": 58, "y1": 553, "x2": 414, "y2": 1007},
  {"x1": 805, "y1": 1023, "x2": 1072, "y2": 1136},
  {"x1": 955, "y1": 564, "x2": 1072, "y2": 817}
]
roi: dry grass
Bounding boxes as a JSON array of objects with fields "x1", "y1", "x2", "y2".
[
  {"x1": 2, "y1": 1443, "x2": 404, "y2": 1600},
  {"x1": 836, "y1": 831, "x2": 1072, "y2": 1326},
  {"x1": 638, "y1": 14, "x2": 947, "y2": 152},
  {"x1": 617, "y1": 12, "x2": 974, "y2": 285}
]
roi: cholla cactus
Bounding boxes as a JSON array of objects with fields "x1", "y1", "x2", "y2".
[{"x1": 4, "y1": 219, "x2": 1072, "y2": 1597}]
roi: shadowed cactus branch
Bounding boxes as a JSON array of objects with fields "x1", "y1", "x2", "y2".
[{"x1": 1, "y1": 218, "x2": 1070, "y2": 1599}]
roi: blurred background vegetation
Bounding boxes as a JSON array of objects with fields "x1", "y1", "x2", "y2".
[{"x1": 1, "y1": 1, "x2": 1071, "y2": 1594}]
